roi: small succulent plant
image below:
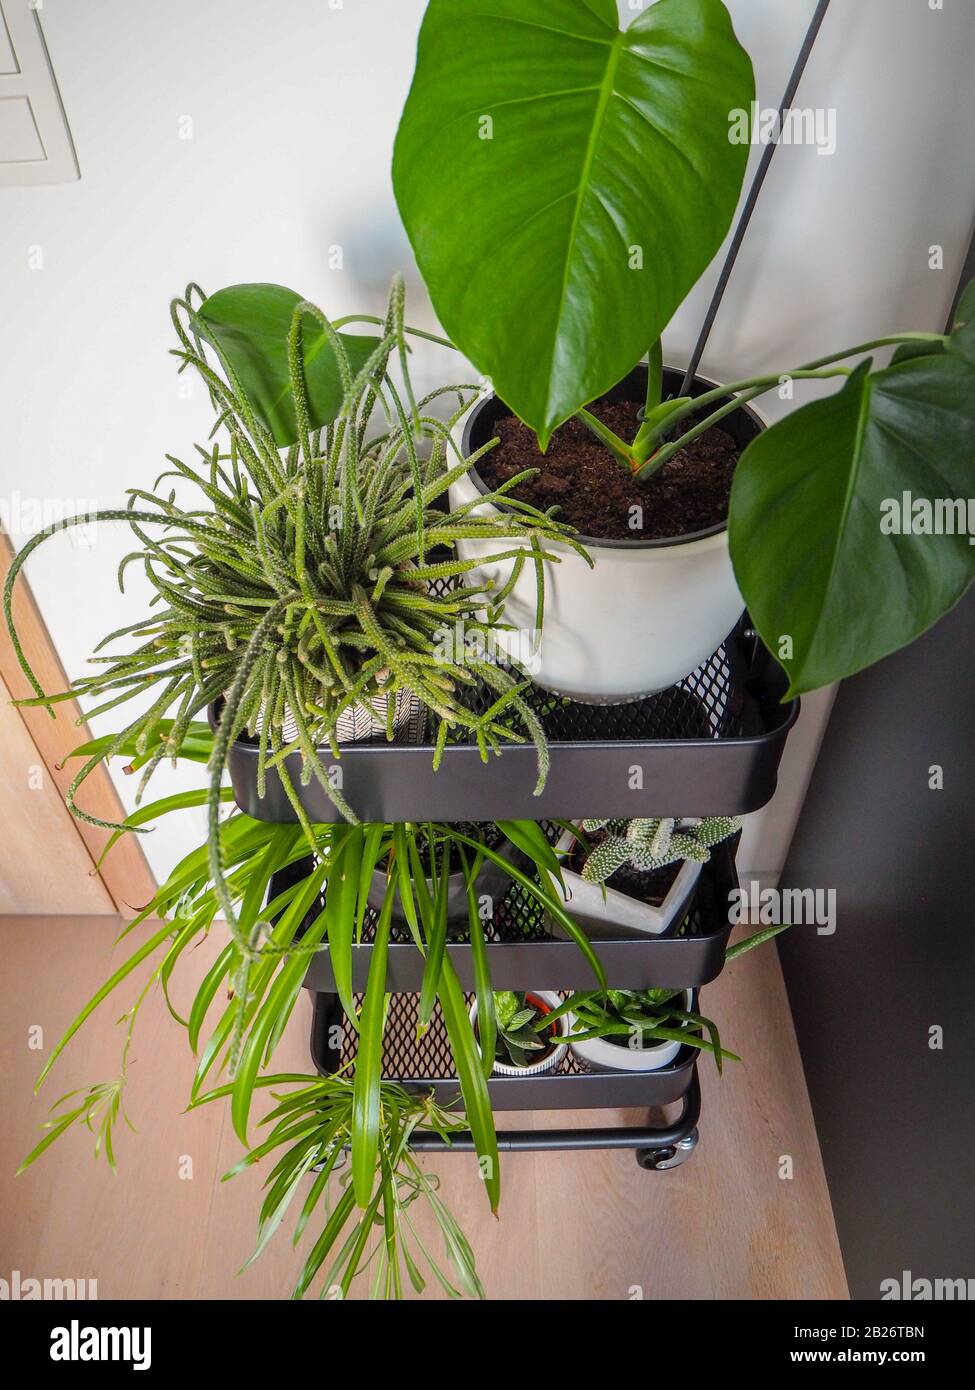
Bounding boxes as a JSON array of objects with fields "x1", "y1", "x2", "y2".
[
  {"x1": 578, "y1": 817, "x2": 741, "y2": 886},
  {"x1": 493, "y1": 991, "x2": 552, "y2": 1068}
]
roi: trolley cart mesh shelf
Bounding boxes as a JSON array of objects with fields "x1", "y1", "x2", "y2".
[
  {"x1": 217, "y1": 615, "x2": 798, "y2": 824},
  {"x1": 309, "y1": 988, "x2": 703, "y2": 1167},
  {"x1": 310, "y1": 988, "x2": 699, "y2": 1112},
  {"x1": 300, "y1": 849, "x2": 734, "y2": 1161},
  {"x1": 300, "y1": 840, "x2": 739, "y2": 994}
]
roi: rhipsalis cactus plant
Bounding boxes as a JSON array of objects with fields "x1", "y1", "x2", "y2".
[
  {"x1": 3, "y1": 277, "x2": 588, "y2": 1012},
  {"x1": 579, "y1": 817, "x2": 741, "y2": 886}
]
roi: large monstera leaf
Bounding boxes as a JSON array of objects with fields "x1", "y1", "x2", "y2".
[
  {"x1": 729, "y1": 354, "x2": 975, "y2": 697},
  {"x1": 393, "y1": 0, "x2": 754, "y2": 446},
  {"x1": 197, "y1": 284, "x2": 377, "y2": 447}
]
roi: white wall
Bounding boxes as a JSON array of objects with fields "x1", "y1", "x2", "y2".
[{"x1": 2, "y1": 0, "x2": 973, "y2": 884}]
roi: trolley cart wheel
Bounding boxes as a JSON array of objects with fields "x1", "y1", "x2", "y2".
[{"x1": 636, "y1": 1127, "x2": 700, "y2": 1171}]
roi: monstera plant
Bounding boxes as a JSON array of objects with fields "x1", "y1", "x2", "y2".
[{"x1": 393, "y1": 0, "x2": 975, "y2": 699}]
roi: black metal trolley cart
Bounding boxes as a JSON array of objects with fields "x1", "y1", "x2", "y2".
[{"x1": 226, "y1": 618, "x2": 797, "y2": 1172}]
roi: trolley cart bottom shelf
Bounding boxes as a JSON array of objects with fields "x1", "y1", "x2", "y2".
[{"x1": 308, "y1": 990, "x2": 703, "y2": 1171}]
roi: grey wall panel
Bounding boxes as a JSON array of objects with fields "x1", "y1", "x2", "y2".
[{"x1": 778, "y1": 586, "x2": 975, "y2": 1300}]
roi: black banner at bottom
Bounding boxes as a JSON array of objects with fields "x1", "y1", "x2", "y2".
[{"x1": 1, "y1": 1297, "x2": 970, "y2": 1372}]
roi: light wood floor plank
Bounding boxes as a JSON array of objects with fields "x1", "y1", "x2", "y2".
[{"x1": 0, "y1": 915, "x2": 848, "y2": 1300}]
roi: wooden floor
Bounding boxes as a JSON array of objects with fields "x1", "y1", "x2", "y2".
[{"x1": 0, "y1": 915, "x2": 847, "y2": 1301}]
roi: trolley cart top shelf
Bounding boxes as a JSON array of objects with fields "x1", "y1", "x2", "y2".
[{"x1": 218, "y1": 618, "x2": 798, "y2": 825}]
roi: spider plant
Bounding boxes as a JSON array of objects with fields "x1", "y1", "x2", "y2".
[
  {"x1": 18, "y1": 726, "x2": 605, "y2": 1289},
  {"x1": 192, "y1": 1073, "x2": 486, "y2": 1300}
]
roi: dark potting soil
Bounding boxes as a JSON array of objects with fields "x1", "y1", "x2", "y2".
[
  {"x1": 479, "y1": 399, "x2": 740, "y2": 541},
  {"x1": 568, "y1": 832, "x2": 681, "y2": 908}
]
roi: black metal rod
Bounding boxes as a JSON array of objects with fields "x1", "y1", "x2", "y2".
[
  {"x1": 679, "y1": 0, "x2": 833, "y2": 396},
  {"x1": 407, "y1": 1074, "x2": 701, "y2": 1154}
]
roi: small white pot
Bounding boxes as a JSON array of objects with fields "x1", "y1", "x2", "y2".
[
  {"x1": 547, "y1": 830, "x2": 702, "y2": 941},
  {"x1": 569, "y1": 990, "x2": 694, "y2": 1074},
  {"x1": 469, "y1": 990, "x2": 569, "y2": 1078},
  {"x1": 450, "y1": 369, "x2": 765, "y2": 702}
]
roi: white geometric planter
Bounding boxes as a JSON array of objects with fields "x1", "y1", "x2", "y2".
[{"x1": 546, "y1": 830, "x2": 702, "y2": 941}]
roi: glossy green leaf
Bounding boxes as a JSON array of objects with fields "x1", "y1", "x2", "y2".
[
  {"x1": 948, "y1": 277, "x2": 975, "y2": 367},
  {"x1": 460, "y1": 847, "x2": 495, "y2": 1078},
  {"x1": 230, "y1": 862, "x2": 329, "y2": 1142},
  {"x1": 417, "y1": 842, "x2": 451, "y2": 1033},
  {"x1": 393, "y1": 0, "x2": 754, "y2": 444},
  {"x1": 197, "y1": 284, "x2": 378, "y2": 447},
  {"x1": 437, "y1": 956, "x2": 500, "y2": 1214},
  {"x1": 729, "y1": 356, "x2": 975, "y2": 696},
  {"x1": 325, "y1": 828, "x2": 363, "y2": 1027},
  {"x1": 35, "y1": 918, "x2": 175, "y2": 1091},
  {"x1": 351, "y1": 893, "x2": 393, "y2": 1208}
]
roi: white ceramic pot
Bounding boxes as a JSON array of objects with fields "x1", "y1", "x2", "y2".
[
  {"x1": 450, "y1": 368, "x2": 765, "y2": 703},
  {"x1": 569, "y1": 990, "x2": 694, "y2": 1074},
  {"x1": 546, "y1": 830, "x2": 702, "y2": 941},
  {"x1": 469, "y1": 990, "x2": 569, "y2": 1078},
  {"x1": 249, "y1": 684, "x2": 426, "y2": 745}
]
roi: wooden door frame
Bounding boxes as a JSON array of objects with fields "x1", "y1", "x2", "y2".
[{"x1": 1, "y1": 529, "x2": 156, "y2": 914}]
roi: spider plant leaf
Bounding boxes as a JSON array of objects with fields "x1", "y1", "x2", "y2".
[
  {"x1": 350, "y1": 891, "x2": 394, "y2": 1208},
  {"x1": 16, "y1": 1108, "x2": 88, "y2": 1175},
  {"x1": 241, "y1": 1147, "x2": 321, "y2": 1272},
  {"x1": 293, "y1": 1182, "x2": 358, "y2": 1299},
  {"x1": 405, "y1": 832, "x2": 435, "y2": 931},
  {"x1": 197, "y1": 284, "x2": 378, "y2": 447},
  {"x1": 496, "y1": 818, "x2": 564, "y2": 891},
  {"x1": 34, "y1": 918, "x2": 176, "y2": 1092},
  {"x1": 230, "y1": 862, "x2": 330, "y2": 1142},
  {"x1": 325, "y1": 828, "x2": 363, "y2": 1027},
  {"x1": 187, "y1": 944, "x2": 235, "y2": 1054},
  {"x1": 461, "y1": 846, "x2": 495, "y2": 1078},
  {"x1": 393, "y1": 823, "x2": 422, "y2": 950},
  {"x1": 95, "y1": 788, "x2": 235, "y2": 869},
  {"x1": 437, "y1": 955, "x2": 500, "y2": 1214},
  {"x1": 450, "y1": 830, "x2": 606, "y2": 990},
  {"x1": 393, "y1": 0, "x2": 754, "y2": 445},
  {"x1": 418, "y1": 841, "x2": 451, "y2": 1033},
  {"x1": 293, "y1": 1146, "x2": 343, "y2": 1246},
  {"x1": 159, "y1": 909, "x2": 209, "y2": 1026},
  {"x1": 357, "y1": 823, "x2": 388, "y2": 942}
]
